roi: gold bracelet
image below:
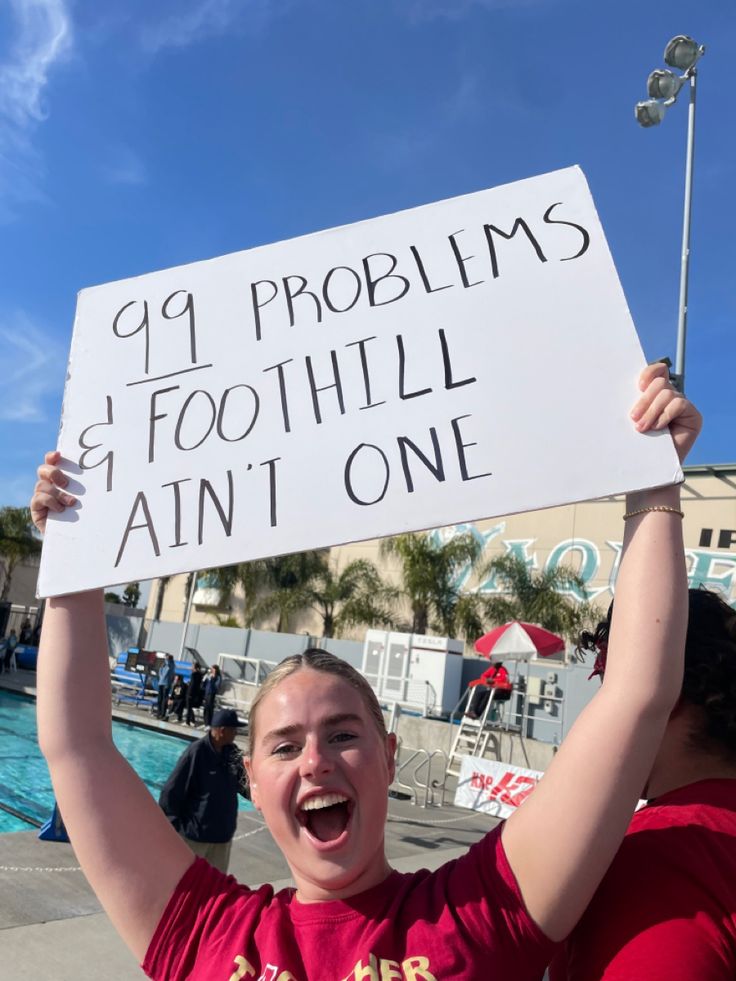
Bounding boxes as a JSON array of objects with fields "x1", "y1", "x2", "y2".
[{"x1": 623, "y1": 505, "x2": 684, "y2": 520}]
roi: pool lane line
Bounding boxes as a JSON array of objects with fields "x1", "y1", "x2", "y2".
[
  {"x1": 0, "y1": 800, "x2": 42, "y2": 828},
  {"x1": 0, "y1": 864, "x2": 81, "y2": 872}
]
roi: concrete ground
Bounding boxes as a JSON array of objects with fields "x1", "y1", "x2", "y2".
[{"x1": 0, "y1": 671, "x2": 497, "y2": 980}]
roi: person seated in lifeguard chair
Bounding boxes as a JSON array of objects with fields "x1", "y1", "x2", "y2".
[{"x1": 467, "y1": 660, "x2": 512, "y2": 719}]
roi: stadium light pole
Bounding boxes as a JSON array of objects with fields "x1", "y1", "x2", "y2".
[
  {"x1": 177, "y1": 571, "x2": 197, "y2": 659},
  {"x1": 634, "y1": 35, "x2": 705, "y2": 393}
]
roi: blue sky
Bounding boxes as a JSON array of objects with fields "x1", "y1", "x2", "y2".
[{"x1": 1, "y1": 0, "x2": 733, "y2": 510}]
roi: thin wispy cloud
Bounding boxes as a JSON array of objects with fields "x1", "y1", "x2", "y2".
[
  {"x1": 0, "y1": 0, "x2": 73, "y2": 220},
  {"x1": 0, "y1": 0, "x2": 72, "y2": 126},
  {"x1": 0, "y1": 130, "x2": 47, "y2": 222},
  {"x1": 0, "y1": 314, "x2": 66, "y2": 423},
  {"x1": 141, "y1": 0, "x2": 237, "y2": 53},
  {"x1": 439, "y1": 71, "x2": 482, "y2": 119},
  {"x1": 375, "y1": 129, "x2": 436, "y2": 171},
  {"x1": 101, "y1": 145, "x2": 148, "y2": 187},
  {"x1": 139, "y1": 0, "x2": 301, "y2": 54},
  {"x1": 404, "y1": 0, "x2": 544, "y2": 19},
  {"x1": 375, "y1": 71, "x2": 484, "y2": 172}
]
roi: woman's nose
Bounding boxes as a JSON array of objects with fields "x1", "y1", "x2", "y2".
[{"x1": 299, "y1": 737, "x2": 333, "y2": 778}]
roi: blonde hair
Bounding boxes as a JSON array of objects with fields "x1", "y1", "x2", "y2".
[{"x1": 247, "y1": 648, "x2": 386, "y2": 755}]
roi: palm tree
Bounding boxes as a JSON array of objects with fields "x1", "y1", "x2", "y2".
[
  {"x1": 209, "y1": 550, "x2": 328, "y2": 630},
  {"x1": 123, "y1": 582, "x2": 141, "y2": 608},
  {"x1": 0, "y1": 506, "x2": 42, "y2": 601},
  {"x1": 209, "y1": 560, "x2": 271, "y2": 628},
  {"x1": 479, "y1": 554, "x2": 598, "y2": 641},
  {"x1": 152, "y1": 576, "x2": 171, "y2": 621},
  {"x1": 380, "y1": 531, "x2": 485, "y2": 638},
  {"x1": 213, "y1": 613, "x2": 241, "y2": 628},
  {"x1": 298, "y1": 558, "x2": 398, "y2": 638},
  {"x1": 255, "y1": 551, "x2": 329, "y2": 632}
]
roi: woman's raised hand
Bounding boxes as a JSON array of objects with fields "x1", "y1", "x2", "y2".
[
  {"x1": 31, "y1": 450, "x2": 77, "y2": 535},
  {"x1": 630, "y1": 362, "x2": 702, "y2": 465}
]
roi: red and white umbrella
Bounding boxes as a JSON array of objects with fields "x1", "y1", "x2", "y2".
[{"x1": 474, "y1": 621, "x2": 565, "y2": 661}]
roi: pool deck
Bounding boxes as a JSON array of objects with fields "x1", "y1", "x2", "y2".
[{"x1": 0, "y1": 671, "x2": 497, "y2": 979}]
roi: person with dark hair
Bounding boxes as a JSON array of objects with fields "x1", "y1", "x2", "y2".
[
  {"x1": 467, "y1": 660, "x2": 511, "y2": 719},
  {"x1": 201, "y1": 664, "x2": 222, "y2": 728},
  {"x1": 19, "y1": 617, "x2": 32, "y2": 644},
  {"x1": 185, "y1": 663, "x2": 204, "y2": 726},
  {"x1": 550, "y1": 588, "x2": 736, "y2": 980},
  {"x1": 29, "y1": 364, "x2": 705, "y2": 980},
  {"x1": 166, "y1": 675, "x2": 188, "y2": 723}
]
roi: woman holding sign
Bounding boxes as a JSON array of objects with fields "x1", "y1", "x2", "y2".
[{"x1": 31, "y1": 362, "x2": 700, "y2": 980}]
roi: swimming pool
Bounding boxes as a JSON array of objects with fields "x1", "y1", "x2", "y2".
[{"x1": 0, "y1": 689, "x2": 252, "y2": 833}]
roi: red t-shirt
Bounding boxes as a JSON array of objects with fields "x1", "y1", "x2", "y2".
[
  {"x1": 143, "y1": 824, "x2": 554, "y2": 980},
  {"x1": 550, "y1": 779, "x2": 736, "y2": 980}
]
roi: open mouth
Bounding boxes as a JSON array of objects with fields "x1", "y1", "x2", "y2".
[{"x1": 297, "y1": 792, "x2": 353, "y2": 844}]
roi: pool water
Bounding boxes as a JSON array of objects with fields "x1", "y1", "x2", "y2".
[{"x1": 0, "y1": 689, "x2": 252, "y2": 833}]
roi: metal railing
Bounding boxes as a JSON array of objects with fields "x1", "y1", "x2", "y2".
[
  {"x1": 110, "y1": 673, "x2": 156, "y2": 709},
  {"x1": 217, "y1": 653, "x2": 278, "y2": 688},
  {"x1": 393, "y1": 744, "x2": 448, "y2": 808}
]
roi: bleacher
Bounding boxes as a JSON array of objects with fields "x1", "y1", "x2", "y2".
[
  {"x1": 110, "y1": 647, "x2": 249, "y2": 726},
  {"x1": 110, "y1": 648, "x2": 196, "y2": 713}
]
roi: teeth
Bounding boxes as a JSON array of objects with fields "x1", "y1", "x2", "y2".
[{"x1": 300, "y1": 793, "x2": 349, "y2": 811}]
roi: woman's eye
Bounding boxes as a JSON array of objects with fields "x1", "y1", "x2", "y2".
[
  {"x1": 272, "y1": 743, "x2": 299, "y2": 757},
  {"x1": 331, "y1": 731, "x2": 356, "y2": 744}
]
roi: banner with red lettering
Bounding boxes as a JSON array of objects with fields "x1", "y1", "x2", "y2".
[
  {"x1": 454, "y1": 756, "x2": 543, "y2": 819},
  {"x1": 39, "y1": 165, "x2": 681, "y2": 596}
]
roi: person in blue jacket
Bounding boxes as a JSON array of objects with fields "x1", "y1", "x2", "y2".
[{"x1": 158, "y1": 708, "x2": 250, "y2": 872}]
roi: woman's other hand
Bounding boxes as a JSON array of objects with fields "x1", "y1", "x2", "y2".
[
  {"x1": 31, "y1": 450, "x2": 77, "y2": 535},
  {"x1": 630, "y1": 362, "x2": 702, "y2": 465}
]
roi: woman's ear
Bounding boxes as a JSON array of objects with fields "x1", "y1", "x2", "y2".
[{"x1": 386, "y1": 732, "x2": 398, "y2": 783}]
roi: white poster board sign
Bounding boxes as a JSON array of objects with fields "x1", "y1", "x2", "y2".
[
  {"x1": 454, "y1": 756, "x2": 543, "y2": 819},
  {"x1": 39, "y1": 165, "x2": 682, "y2": 596}
]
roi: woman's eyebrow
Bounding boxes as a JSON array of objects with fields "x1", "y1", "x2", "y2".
[
  {"x1": 322, "y1": 713, "x2": 364, "y2": 728},
  {"x1": 261, "y1": 723, "x2": 301, "y2": 743},
  {"x1": 262, "y1": 713, "x2": 364, "y2": 743},
  {"x1": 261, "y1": 713, "x2": 365, "y2": 745}
]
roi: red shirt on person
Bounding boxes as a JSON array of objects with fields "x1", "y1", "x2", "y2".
[
  {"x1": 549, "y1": 779, "x2": 736, "y2": 980},
  {"x1": 488, "y1": 665, "x2": 510, "y2": 688},
  {"x1": 470, "y1": 664, "x2": 510, "y2": 689},
  {"x1": 143, "y1": 825, "x2": 554, "y2": 981}
]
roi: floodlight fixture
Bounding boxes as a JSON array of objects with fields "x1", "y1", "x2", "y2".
[
  {"x1": 647, "y1": 69, "x2": 684, "y2": 102},
  {"x1": 634, "y1": 36, "x2": 706, "y2": 394},
  {"x1": 635, "y1": 99, "x2": 666, "y2": 127},
  {"x1": 664, "y1": 35, "x2": 704, "y2": 73}
]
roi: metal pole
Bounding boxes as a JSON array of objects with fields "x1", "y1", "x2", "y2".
[
  {"x1": 674, "y1": 71, "x2": 697, "y2": 393},
  {"x1": 177, "y1": 572, "x2": 197, "y2": 659}
]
